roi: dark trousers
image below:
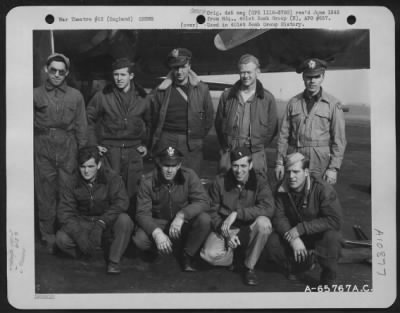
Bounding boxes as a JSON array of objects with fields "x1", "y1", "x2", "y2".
[
  {"x1": 265, "y1": 230, "x2": 342, "y2": 274},
  {"x1": 103, "y1": 144, "x2": 143, "y2": 198},
  {"x1": 34, "y1": 134, "x2": 78, "y2": 241},
  {"x1": 132, "y1": 212, "x2": 211, "y2": 256},
  {"x1": 155, "y1": 131, "x2": 203, "y2": 176},
  {"x1": 56, "y1": 213, "x2": 134, "y2": 263}
]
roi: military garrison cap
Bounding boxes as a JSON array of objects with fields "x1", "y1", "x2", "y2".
[
  {"x1": 230, "y1": 146, "x2": 252, "y2": 162},
  {"x1": 112, "y1": 57, "x2": 134, "y2": 71},
  {"x1": 46, "y1": 53, "x2": 70, "y2": 70},
  {"x1": 167, "y1": 48, "x2": 192, "y2": 68},
  {"x1": 285, "y1": 152, "x2": 306, "y2": 168},
  {"x1": 156, "y1": 146, "x2": 184, "y2": 166},
  {"x1": 296, "y1": 58, "x2": 327, "y2": 75}
]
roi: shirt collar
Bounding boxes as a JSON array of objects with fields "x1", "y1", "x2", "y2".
[
  {"x1": 277, "y1": 175, "x2": 311, "y2": 194},
  {"x1": 153, "y1": 167, "x2": 185, "y2": 188},
  {"x1": 228, "y1": 79, "x2": 265, "y2": 100},
  {"x1": 224, "y1": 168, "x2": 257, "y2": 192},
  {"x1": 45, "y1": 80, "x2": 67, "y2": 93},
  {"x1": 303, "y1": 87, "x2": 322, "y2": 101}
]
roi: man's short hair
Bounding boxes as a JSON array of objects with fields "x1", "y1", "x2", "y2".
[
  {"x1": 285, "y1": 152, "x2": 310, "y2": 170},
  {"x1": 46, "y1": 53, "x2": 70, "y2": 70},
  {"x1": 78, "y1": 146, "x2": 101, "y2": 165},
  {"x1": 237, "y1": 54, "x2": 260, "y2": 69},
  {"x1": 112, "y1": 57, "x2": 135, "y2": 73}
]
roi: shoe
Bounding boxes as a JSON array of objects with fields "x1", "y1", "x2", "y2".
[
  {"x1": 244, "y1": 268, "x2": 258, "y2": 286},
  {"x1": 107, "y1": 262, "x2": 121, "y2": 275},
  {"x1": 182, "y1": 252, "x2": 198, "y2": 272},
  {"x1": 43, "y1": 235, "x2": 57, "y2": 255},
  {"x1": 47, "y1": 241, "x2": 57, "y2": 255},
  {"x1": 320, "y1": 269, "x2": 337, "y2": 286},
  {"x1": 287, "y1": 273, "x2": 298, "y2": 281}
]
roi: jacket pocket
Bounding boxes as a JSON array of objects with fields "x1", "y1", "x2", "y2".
[
  {"x1": 35, "y1": 100, "x2": 49, "y2": 113},
  {"x1": 313, "y1": 107, "x2": 331, "y2": 132},
  {"x1": 62, "y1": 102, "x2": 76, "y2": 124},
  {"x1": 314, "y1": 107, "x2": 331, "y2": 120},
  {"x1": 127, "y1": 117, "x2": 146, "y2": 137},
  {"x1": 289, "y1": 106, "x2": 303, "y2": 124}
]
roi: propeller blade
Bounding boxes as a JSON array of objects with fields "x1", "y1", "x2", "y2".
[
  {"x1": 76, "y1": 30, "x2": 111, "y2": 54},
  {"x1": 214, "y1": 29, "x2": 270, "y2": 51}
]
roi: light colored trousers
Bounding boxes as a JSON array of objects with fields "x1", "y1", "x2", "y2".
[{"x1": 200, "y1": 216, "x2": 272, "y2": 269}]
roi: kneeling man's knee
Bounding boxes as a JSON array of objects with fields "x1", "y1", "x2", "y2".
[{"x1": 253, "y1": 216, "x2": 272, "y2": 236}]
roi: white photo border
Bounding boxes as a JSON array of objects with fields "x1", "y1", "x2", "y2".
[{"x1": 6, "y1": 5, "x2": 396, "y2": 309}]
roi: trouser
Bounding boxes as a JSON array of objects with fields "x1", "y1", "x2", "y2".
[
  {"x1": 288, "y1": 145, "x2": 331, "y2": 179},
  {"x1": 265, "y1": 230, "x2": 342, "y2": 274},
  {"x1": 155, "y1": 131, "x2": 203, "y2": 176},
  {"x1": 219, "y1": 148, "x2": 267, "y2": 176},
  {"x1": 103, "y1": 143, "x2": 144, "y2": 198},
  {"x1": 56, "y1": 213, "x2": 134, "y2": 263},
  {"x1": 200, "y1": 216, "x2": 272, "y2": 269},
  {"x1": 34, "y1": 134, "x2": 78, "y2": 242},
  {"x1": 132, "y1": 212, "x2": 211, "y2": 257}
]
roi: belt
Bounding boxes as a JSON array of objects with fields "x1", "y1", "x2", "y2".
[
  {"x1": 102, "y1": 140, "x2": 141, "y2": 148},
  {"x1": 290, "y1": 139, "x2": 330, "y2": 148},
  {"x1": 231, "y1": 135, "x2": 250, "y2": 140},
  {"x1": 34, "y1": 127, "x2": 72, "y2": 136}
]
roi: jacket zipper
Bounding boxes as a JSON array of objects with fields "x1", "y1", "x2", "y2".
[
  {"x1": 86, "y1": 183, "x2": 95, "y2": 210},
  {"x1": 167, "y1": 184, "x2": 173, "y2": 219}
]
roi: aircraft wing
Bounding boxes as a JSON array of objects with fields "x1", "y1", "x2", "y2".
[{"x1": 34, "y1": 28, "x2": 370, "y2": 88}]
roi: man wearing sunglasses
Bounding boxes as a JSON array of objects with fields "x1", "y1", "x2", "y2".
[{"x1": 34, "y1": 53, "x2": 88, "y2": 254}]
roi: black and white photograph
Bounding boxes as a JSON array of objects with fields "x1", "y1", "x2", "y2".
[{"x1": 6, "y1": 5, "x2": 396, "y2": 309}]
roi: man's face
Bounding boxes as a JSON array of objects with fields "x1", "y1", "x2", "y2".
[
  {"x1": 232, "y1": 156, "x2": 252, "y2": 183},
  {"x1": 286, "y1": 161, "x2": 309, "y2": 192},
  {"x1": 113, "y1": 67, "x2": 133, "y2": 91},
  {"x1": 46, "y1": 61, "x2": 69, "y2": 87},
  {"x1": 303, "y1": 72, "x2": 324, "y2": 95},
  {"x1": 160, "y1": 163, "x2": 181, "y2": 181},
  {"x1": 79, "y1": 158, "x2": 101, "y2": 182},
  {"x1": 239, "y1": 62, "x2": 259, "y2": 89},
  {"x1": 171, "y1": 62, "x2": 191, "y2": 85}
]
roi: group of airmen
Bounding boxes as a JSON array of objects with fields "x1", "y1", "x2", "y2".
[{"x1": 34, "y1": 47, "x2": 346, "y2": 287}]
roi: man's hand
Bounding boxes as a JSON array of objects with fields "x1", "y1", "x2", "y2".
[
  {"x1": 227, "y1": 235, "x2": 241, "y2": 249},
  {"x1": 136, "y1": 145, "x2": 148, "y2": 157},
  {"x1": 97, "y1": 145, "x2": 108, "y2": 156},
  {"x1": 275, "y1": 165, "x2": 285, "y2": 181},
  {"x1": 169, "y1": 212, "x2": 185, "y2": 240},
  {"x1": 284, "y1": 226, "x2": 300, "y2": 243},
  {"x1": 152, "y1": 228, "x2": 173, "y2": 255},
  {"x1": 323, "y1": 169, "x2": 337, "y2": 184},
  {"x1": 221, "y1": 212, "x2": 238, "y2": 238},
  {"x1": 290, "y1": 237, "x2": 308, "y2": 263}
]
